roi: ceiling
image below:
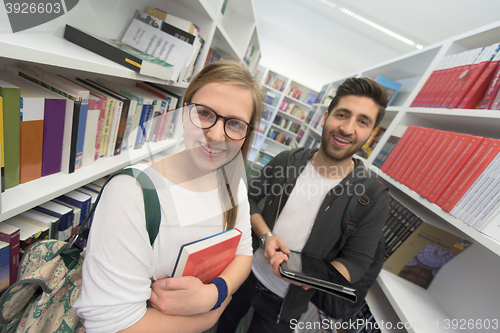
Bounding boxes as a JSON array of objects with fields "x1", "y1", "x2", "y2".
[{"x1": 254, "y1": 0, "x2": 500, "y2": 91}]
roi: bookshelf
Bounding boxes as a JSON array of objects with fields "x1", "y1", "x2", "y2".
[
  {"x1": 319, "y1": 20, "x2": 500, "y2": 333},
  {"x1": 0, "y1": 0, "x2": 260, "y2": 221},
  {"x1": 249, "y1": 66, "x2": 317, "y2": 164}
]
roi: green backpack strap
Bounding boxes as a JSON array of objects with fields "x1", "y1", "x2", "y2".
[{"x1": 70, "y1": 167, "x2": 161, "y2": 248}]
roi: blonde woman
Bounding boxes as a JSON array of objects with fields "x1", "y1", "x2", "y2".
[{"x1": 74, "y1": 60, "x2": 264, "y2": 333}]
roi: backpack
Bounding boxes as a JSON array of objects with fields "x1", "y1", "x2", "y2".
[
  {"x1": 0, "y1": 167, "x2": 161, "y2": 333},
  {"x1": 310, "y1": 176, "x2": 388, "y2": 320}
]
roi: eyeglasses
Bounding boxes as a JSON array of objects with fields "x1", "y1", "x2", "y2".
[{"x1": 188, "y1": 103, "x2": 254, "y2": 141}]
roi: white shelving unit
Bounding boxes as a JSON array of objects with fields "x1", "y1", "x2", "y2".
[
  {"x1": 319, "y1": 20, "x2": 500, "y2": 333},
  {"x1": 0, "y1": 0, "x2": 260, "y2": 222},
  {"x1": 250, "y1": 66, "x2": 317, "y2": 164}
]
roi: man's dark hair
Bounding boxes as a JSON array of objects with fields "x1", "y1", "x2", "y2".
[{"x1": 327, "y1": 77, "x2": 389, "y2": 128}]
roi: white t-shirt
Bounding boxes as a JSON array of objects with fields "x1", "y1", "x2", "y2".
[
  {"x1": 73, "y1": 164, "x2": 252, "y2": 332},
  {"x1": 252, "y1": 161, "x2": 341, "y2": 297}
]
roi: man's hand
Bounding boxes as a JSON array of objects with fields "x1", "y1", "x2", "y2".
[
  {"x1": 149, "y1": 276, "x2": 218, "y2": 316},
  {"x1": 263, "y1": 235, "x2": 290, "y2": 264}
]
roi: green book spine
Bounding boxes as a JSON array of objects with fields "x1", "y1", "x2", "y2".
[{"x1": 0, "y1": 83, "x2": 21, "y2": 189}]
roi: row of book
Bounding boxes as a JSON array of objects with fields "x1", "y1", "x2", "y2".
[
  {"x1": 411, "y1": 42, "x2": 500, "y2": 109},
  {"x1": 265, "y1": 90, "x2": 279, "y2": 107},
  {"x1": 279, "y1": 99, "x2": 309, "y2": 120},
  {"x1": 382, "y1": 195, "x2": 471, "y2": 289},
  {"x1": 0, "y1": 176, "x2": 107, "y2": 292},
  {"x1": 272, "y1": 115, "x2": 301, "y2": 134},
  {"x1": 315, "y1": 85, "x2": 337, "y2": 106},
  {"x1": 0, "y1": 63, "x2": 180, "y2": 192},
  {"x1": 303, "y1": 136, "x2": 320, "y2": 150},
  {"x1": 64, "y1": 6, "x2": 205, "y2": 83},
  {"x1": 306, "y1": 110, "x2": 324, "y2": 131},
  {"x1": 264, "y1": 73, "x2": 287, "y2": 92},
  {"x1": 266, "y1": 129, "x2": 293, "y2": 147},
  {"x1": 374, "y1": 125, "x2": 500, "y2": 242},
  {"x1": 355, "y1": 126, "x2": 386, "y2": 159},
  {"x1": 204, "y1": 47, "x2": 222, "y2": 67},
  {"x1": 285, "y1": 86, "x2": 317, "y2": 107}
]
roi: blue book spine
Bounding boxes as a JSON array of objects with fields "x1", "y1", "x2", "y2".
[{"x1": 75, "y1": 100, "x2": 89, "y2": 169}]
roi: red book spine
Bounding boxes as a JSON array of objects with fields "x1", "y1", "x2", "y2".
[
  {"x1": 416, "y1": 133, "x2": 471, "y2": 197},
  {"x1": 427, "y1": 136, "x2": 483, "y2": 203},
  {"x1": 459, "y1": 60, "x2": 500, "y2": 109},
  {"x1": 0, "y1": 228, "x2": 20, "y2": 285},
  {"x1": 440, "y1": 139, "x2": 500, "y2": 212},
  {"x1": 159, "y1": 111, "x2": 172, "y2": 141},
  {"x1": 447, "y1": 61, "x2": 490, "y2": 108},
  {"x1": 405, "y1": 131, "x2": 446, "y2": 190},
  {"x1": 392, "y1": 127, "x2": 427, "y2": 182},
  {"x1": 412, "y1": 69, "x2": 442, "y2": 107},
  {"x1": 411, "y1": 132, "x2": 455, "y2": 192},
  {"x1": 427, "y1": 66, "x2": 455, "y2": 107},
  {"x1": 438, "y1": 64, "x2": 471, "y2": 108},
  {"x1": 478, "y1": 61, "x2": 500, "y2": 109},
  {"x1": 380, "y1": 126, "x2": 416, "y2": 175},
  {"x1": 399, "y1": 128, "x2": 438, "y2": 185}
]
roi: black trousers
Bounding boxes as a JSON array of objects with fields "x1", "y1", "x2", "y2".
[{"x1": 216, "y1": 272, "x2": 297, "y2": 333}]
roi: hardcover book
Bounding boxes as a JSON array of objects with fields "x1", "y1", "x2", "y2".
[
  {"x1": 0, "y1": 223, "x2": 20, "y2": 286},
  {"x1": 0, "y1": 73, "x2": 44, "y2": 184},
  {"x1": 63, "y1": 25, "x2": 173, "y2": 81},
  {"x1": 0, "y1": 241, "x2": 9, "y2": 291},
  {"x1": 374, "y1": 76, "x2": 402, "y2": 106},
  {"x1": 172, "y1": 228, "x2": 242, "y2": 284},
  {"x1": 5, "y1": 65, "x2": 78, "y2": 175},
  {"x1": 0, "y1": 79, "x2": 21, "y2": 189},
  {"x1": 0, "y1": 72, "x2": 66, "y2": 177},
  {"x1": 383, "y1": 221, "x2": 472, "y2": 289}
]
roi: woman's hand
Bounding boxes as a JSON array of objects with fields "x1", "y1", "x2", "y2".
[{"x1": 149, "y1": 276, "x2": 218, "y2": 316}]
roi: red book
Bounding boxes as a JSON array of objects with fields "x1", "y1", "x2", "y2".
[
  {"x1": 410, "y1": 132, "x2": 455, "y2": 192},
  {"x1": 416, "y1": 133, "x2": 471, "y2": 197},
  {"x1": 478, "y1": 53, "x2": 500, "y2": 109},
  {"x1": 448, "y1": 45, "x2": 499, "y2": 109},
  {"x1": 405, "y1": 131, "x2": 447, "y2": 190},
  {"x1": 172, "y1": 228, "x2": 242, "y2": 284},
  {"x1": 437, "y1": 139, "x2": 500, "y2": 212},
  {"x1": 411, "y1": 57, "x2": 449, "y2": 107},
  {"x1": 426, "y1": 55, "x2": 459, "y2": 107},
  {"x1": 441, "y1": 48, "x2": 483, "y2": 108},
  {"x1": 392, "y1": 127, "x2": 428, "y2": 182},
  {"x1": 399, "y1": 128, "x2": 439, "y2": 185},
  {"x1": 380, "y1": 126, "x2": 416, "y2": 175},
  {"x1": 459, "y1": 44, "x2": 500, "y2": 109},
  {"x1": 427, "y1": 136, "x2": 483, "y2": 203},
  {"x1": 0, "y1": 223, "x2": 20, "y2": 286}
]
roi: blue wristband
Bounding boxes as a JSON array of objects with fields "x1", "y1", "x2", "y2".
[{"x1": 208, "y1": 277, "x2": 228, "y2": 310}]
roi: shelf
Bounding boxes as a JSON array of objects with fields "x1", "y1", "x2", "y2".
[
  {"x1": 0, "y1": 32, "x2": 181, "y2": 86},
  {"x1": 377, "y1": 271, "x2": 459, "y2": 333},
  {"x1": 262, "y1": 84, "x2": 285, "y2": 95},
  {"x1": 365, "y1": 282, "x2": 408, "y2": 333},
  {"x1": 0, "y1": 139, "x2": 179, "y2": 222},
  {"x1": 307, "y1": 124, "x2": 322, "y2": 137},
  {"x1": 264, "y1": 137, "x2": 293, "y2": 149},
  {"x1": 371, "y1": 167, "x2": 500, "y2": 256},
  {"x1": 284, "y1": 94, "x2": 313, "y2": 108},
  {"x1": 270, "y1": 124, "x2": 298, "y2": 137},
  {"x1": 277, "y1": 110, "x2": 305, "y2": 122}
]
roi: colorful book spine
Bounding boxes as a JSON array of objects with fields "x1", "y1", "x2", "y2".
[{"x1": 0, "y1": 79, "x2": 21, "y2": 189}]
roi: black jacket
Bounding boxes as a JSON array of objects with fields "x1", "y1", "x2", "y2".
[{"x1": 248, "y1": 147, "x2": 389, "y2": 322}]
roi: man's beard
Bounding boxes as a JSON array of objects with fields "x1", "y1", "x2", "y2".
[{"x1": 320, "y1": 130, "x2": 367, "y2": 162}]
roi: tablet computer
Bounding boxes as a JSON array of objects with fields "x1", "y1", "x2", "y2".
[{"x1": 279, "y1": 251, "x2": 357, "y2": 303}]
